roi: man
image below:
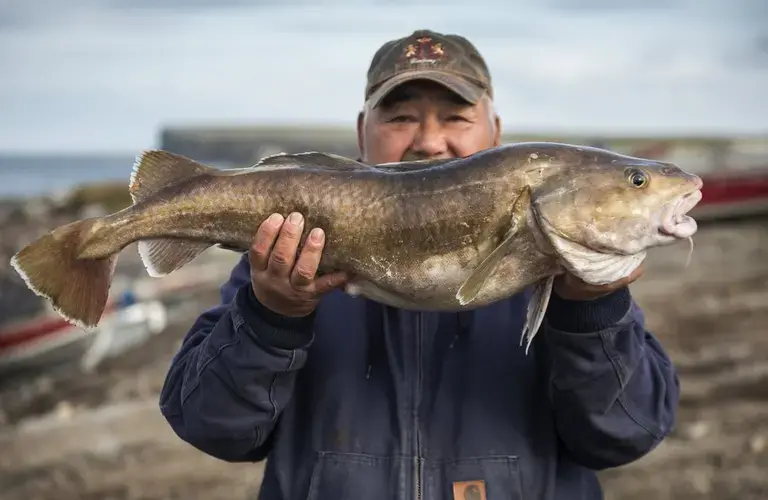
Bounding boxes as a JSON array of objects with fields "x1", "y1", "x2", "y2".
[{"x1": 159, "y1": 29, "x2": 679, "y2": 499}]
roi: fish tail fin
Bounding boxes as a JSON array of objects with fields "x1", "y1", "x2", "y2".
[
  {"x1": 129, "y1": 149, "x2": 216, "y2": 203},
  {"x1": 10, "y1": 218, "x2": 118, "y2": 330}
]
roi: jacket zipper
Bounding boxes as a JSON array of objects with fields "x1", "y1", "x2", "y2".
[{"x1": 414, "y1": 312, "x2": 423, "y2": 500}]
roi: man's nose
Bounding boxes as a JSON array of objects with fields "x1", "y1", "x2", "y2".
[{"x1": 411, "y1": 118, "x2": 448, "y2": 158}]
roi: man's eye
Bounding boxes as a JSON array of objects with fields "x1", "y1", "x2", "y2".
[
  {"x1": 387, "y1": 115, "x2": 414, "y2": 123},
  {"x1": 447, "y1": 115, "x2": 470, "y2": 122}
]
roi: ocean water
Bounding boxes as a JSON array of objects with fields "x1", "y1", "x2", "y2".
[
  {"x1": 0, "y1": 154, "x2": 144, "y2": 199},
  {"x1": 0, "y1": 154, "x2": 247, "y2": 199}
]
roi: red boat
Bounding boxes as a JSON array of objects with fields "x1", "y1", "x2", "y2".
[
  {"x1": 693, "y1": 169, "x2": 768, "y2": 220},
  {"x1": 0, "y1": 259, "x2": 231, "y2": 376},
  {"x1": 0, "y1": 295, "x2": 167, "y2": 376},
  {"x1": 620, "y1": 137, "x2": 768, "y2": 220}
]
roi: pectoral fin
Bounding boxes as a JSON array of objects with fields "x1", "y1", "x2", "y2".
[
  {"x1": 455, "y1": 187, "x2": 532, "y2": 305},
  {"x1": 520, "y1": 275, "x2": 555, "y2": 354}
]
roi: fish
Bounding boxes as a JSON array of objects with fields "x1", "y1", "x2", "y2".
[{"x1": 10, "y1": 142, "x2": 703, "y2": 352}]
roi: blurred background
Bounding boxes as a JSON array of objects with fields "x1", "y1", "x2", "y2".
[{"x1": 1, "y1": 1, "x2": 767, "y2": 499}]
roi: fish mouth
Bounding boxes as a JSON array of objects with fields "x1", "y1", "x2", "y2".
[{"x1": 659, "y1": 187, "x2": 703, "y2": 239}]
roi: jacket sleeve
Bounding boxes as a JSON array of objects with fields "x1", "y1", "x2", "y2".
[
  {"x1": 158, "y1": 252, "x2": 315, "y2": 462},
  {"x1": 541, "y1": 286, "x2": 679, "y2": 470}
]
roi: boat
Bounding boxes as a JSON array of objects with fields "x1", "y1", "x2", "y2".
[
  {"x1": 692, "y1": 169, "x2": 768, "y2": 221},
  {"x1": 0, "y1": 293, "x2": 167, "y2": 377}
]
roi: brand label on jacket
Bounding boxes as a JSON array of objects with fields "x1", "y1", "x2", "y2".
[{"x1": 452, "y1": 480, "x2": 486, "y2": 500}]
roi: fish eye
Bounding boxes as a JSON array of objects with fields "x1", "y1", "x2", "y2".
[{"x1": 626, "y1": 168, "x2": 648, "y2": 188}]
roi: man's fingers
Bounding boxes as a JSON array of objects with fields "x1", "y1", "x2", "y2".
[
  {"x1": 313, "y1": 271, "x2": 350, "y2": 295},
  {"x1": 249, "y1": 213, "x2": 284, "y2": 271},
  {"x1": 290, "y1": 227, "x2": 325, "y2": 288},
  {"x1": 267, "y1": 212, "x2": 304, "y2": 277}
]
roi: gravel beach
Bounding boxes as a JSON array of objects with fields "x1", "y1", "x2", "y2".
[{"x1": 1, "y1": 195, "x2": 766, "y2": 500}]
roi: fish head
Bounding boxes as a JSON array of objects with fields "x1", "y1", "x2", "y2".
[{"x1": 530, "y1": 148, "x2": 704, "y2": 258}]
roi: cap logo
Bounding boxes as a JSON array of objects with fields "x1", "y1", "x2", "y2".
[{"x1": 403, "y1": 36, "x2": 444, "y2": 64}]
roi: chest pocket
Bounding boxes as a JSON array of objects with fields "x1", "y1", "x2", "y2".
[
  {"x1": 305, "y1": 451, "x2": 405, "y2": 500},
  {"x1": 424, "y1": 456, "x2": 525, "y2": 500}
]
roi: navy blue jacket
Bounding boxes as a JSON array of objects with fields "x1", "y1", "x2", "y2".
[{"x1": 159, "y1": 252, "x2": 679, "y2": 499}]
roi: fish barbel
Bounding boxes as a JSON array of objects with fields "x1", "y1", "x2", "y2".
[{"x1": 10, "y1": 142, "x2": 703, "y2": 351}]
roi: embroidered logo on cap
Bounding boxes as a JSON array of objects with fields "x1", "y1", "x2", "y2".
[{"x1": 403, "y1": 36, "x2": 445, "y2": 64}]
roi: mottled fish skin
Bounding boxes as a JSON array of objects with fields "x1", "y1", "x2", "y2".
[
  {"x1": 9, "y1": 142, "x2": 704, "y2": 343},
  {"x1": 81, "y1": 146, "x2": 551, "y2": 309}
]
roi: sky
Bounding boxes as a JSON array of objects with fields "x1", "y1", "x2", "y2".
[{"x1": 0, "y1": 0, "x2": 767, "y2": 153}]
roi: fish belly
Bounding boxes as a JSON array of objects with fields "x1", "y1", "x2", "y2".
[{"x1": 342, "y1": 243, "x2": 556, "y2": 311}]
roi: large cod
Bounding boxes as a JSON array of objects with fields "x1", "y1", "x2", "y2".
[{"x1": 10, "y1": 142, "x2": 703, "y2": 352}]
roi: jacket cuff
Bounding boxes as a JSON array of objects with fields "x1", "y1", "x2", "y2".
[
  {"x1": 234, "y1": 283, "x2": 315, "y2": 350},
  {"x1": 545, "y1": 286, "x2": 632, "y2": 334}
]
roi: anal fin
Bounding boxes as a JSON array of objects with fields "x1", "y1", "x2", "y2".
[
  {"x1": 138, "y1": 238, "x2": 213, "y2": 277},
  {"x1": 520, "y1": 276, "x2": 555, "y2": 354},
  {"x1": 456, "y1": 186, "x2": 532, "y2": 305}
]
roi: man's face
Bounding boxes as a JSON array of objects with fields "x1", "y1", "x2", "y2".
[{"x1": 357, "y1": 80, "x2": 501, "y2": 164}]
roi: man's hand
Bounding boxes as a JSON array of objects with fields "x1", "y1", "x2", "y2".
[
  {"x1": 553, "y1": 264, "x2": 644, "y2": 301},
  {"x1": 249, "y1": 212, "x2": 350, "y2": 317}
]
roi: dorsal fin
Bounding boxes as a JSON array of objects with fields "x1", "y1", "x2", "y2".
[
  {"x1": 375, "y1": 157, "x2": 456, "y2": 172},
  {"x1": 129, "y1": 150, "x2": 216, "y2": 204},
  {"x1": 253, "y1": 151, "x2": 374, "y2": 171}
]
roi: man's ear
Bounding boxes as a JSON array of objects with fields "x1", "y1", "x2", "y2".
[
  {"x1": 356, "y1": 110, "x2": 365, "y2": 158},
  {"x1": 493, "y1": 113, "x2": 502, "y2": 147}
]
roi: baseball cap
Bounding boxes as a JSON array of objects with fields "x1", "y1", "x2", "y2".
[{"x1": 364, "y1": 29, "x2": 493, "y2": 108}]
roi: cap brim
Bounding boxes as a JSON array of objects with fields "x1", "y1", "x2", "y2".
[{"x1": 367, "y1": 70, "x2": 485, "y2": 108}]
